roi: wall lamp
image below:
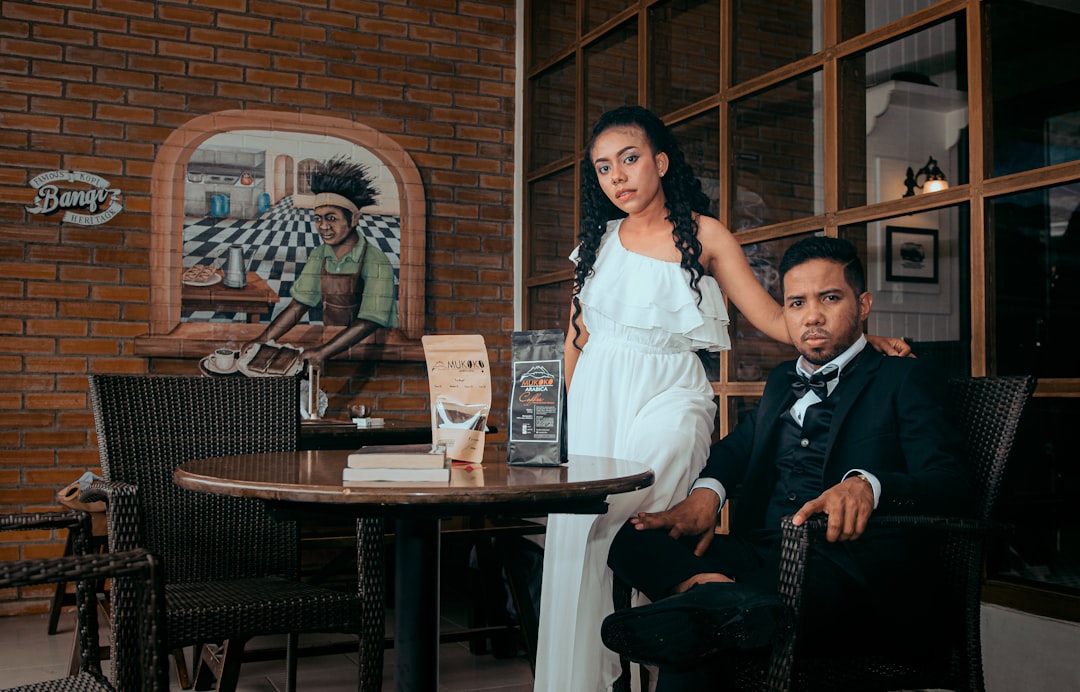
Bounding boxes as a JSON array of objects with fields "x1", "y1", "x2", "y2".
[{"x1": 903, "y1": 156, "x2": 949, "y2": 197}]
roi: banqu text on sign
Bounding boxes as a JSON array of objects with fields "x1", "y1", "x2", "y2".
[{"x1": 25, "y1": 170, "x2": 124, "y2": 226}]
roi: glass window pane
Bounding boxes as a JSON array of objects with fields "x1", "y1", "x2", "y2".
[
  {"x1": 728, "y1": 395, "x2": 760, "y2": 429},
  {"x1": 734, "y1": 0, "x2": 821, "y2": 84},
  {"x1": 529, "y1": 57, "x2": 577, "y2": 172},
  {"x1": 990, "y1": 182, "x2": 1080, "y2": 378},
  {"x1": 731, "y1": 72, "x2": 824, "y2": 229},
  {"x1": 649, "y1": 0, "x2": 720, "y2": 114},
  {"x1": 528, "y1": 169, "x2": 578, "y2": 276},
  {"x1": 840, "y1": 204, "x2": 970, "y2": 368},
  {"x1": 728, "y1": 233, "x2": 816, "y2": 383},
  {"x1": 843, "y1": 0, "x2": 940, "y2": 40},
  {"x1": 586, "y1": 0, "x2": 628, "y2": 34},
  {"x1": 528, "y1": 0, "x2": 577, "y2": 70},
  {"x1": 528, "y1": 280, "x2": 573, "y2": 333},
  {"x1": 986, "y1": 396, "x2": 1080, "y2": 597},
  {"x1": 990, "y1": 1, "x2": 1080, "y2": 177},
  {"x1": 584, "y1": 23, "x2": 639, "y2": 139},
  {"x1": 840, "y1": 19, "x2": 967, "y2": 209},
  {"x1": 670, "y1": 109, "x2": 721, "y2": 219}
]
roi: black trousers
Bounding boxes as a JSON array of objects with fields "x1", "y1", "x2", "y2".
[
  {"x1": 607, "y1": 522, "x2": 929, "y2": 691},
  {"x1": 608, "y1": 522, "x2": 878, "y2": 620}
]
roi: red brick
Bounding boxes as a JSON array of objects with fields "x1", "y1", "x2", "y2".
[
  {"x1": 24, "y1": 392, "x2": 85, "y2": 410},
  {"x1": 1, "y1": 3, "x2": 64, "y2": 23},
  {"x1": 23, "y1": 357, "x2": 87, "y2": 373},
  {"x1": 68, "y1": 10, "x2": 128, "y2": 33},
  {"x1": 1, "y1": 38, "x2": 62, "y2": 61},
  {"x1": 217, "y1": 48, "x2": 273, "y2": 69},
  {"x1": 99, "y1": 32, "x2": 155, "y2": 54},
  {"x1": 94, "y1": 68, "x2": 155, "y2": 89},
  {"x1": 96, "y1": 0, "x2": 155, "y2": 18},
  {"x1": 0, "y1": 75, "x2": 64, "y2": 98},
  {"x1": 25, "y1": 431, "x2": 85, "y2": 447},
  {"x1": 249, "y1": 1, "x2": 305, "y2": 21},
  {"x1": 273, "y1": 24, "x2": 327, "y2": 42},
  {"x1": 157, "y1": 5, "x2": 215, "y2": 25},
  {"x1": 215, "y1": 14, "x2": 273, "y2": 34},
  {"x1": 58, "y1": 339, "x2": 120, "y2": 356},
  {"x1": 247, "y1": 36, "x2": 301, "y2": 54},
  {"x1": 246, "y1": 70, "x2": 300, "y2": 88},
  {"x1": 25, "y1": 320, "x2": 88, "y2": 337},
  {"x1": 0, "y1": 113, "x2": 61, "y2": 132},
  {"x1": 159, "y1": 40, "x2": 217, "y2": 61},
  {"x1": 58, "y1": 302, "x2": 119, "y2": 320},
  {"x1": 307, "y1": 9, "x2": 358, "y2": 29}
]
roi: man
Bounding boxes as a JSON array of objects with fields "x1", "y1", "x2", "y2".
[
  {"x1": 245, "y1": 156, "x2": 398, "y2": 370},
  {"x1": 602, "y1": 236, "x2": 973, "y2": 689}
]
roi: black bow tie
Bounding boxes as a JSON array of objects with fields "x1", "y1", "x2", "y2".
[{"x1": 788, "y1": 365, "x2": 839, "y2": 399}]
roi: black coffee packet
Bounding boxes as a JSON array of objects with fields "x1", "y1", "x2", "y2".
[{"x1": 507, "y1": 329, "x2": 566, "y2": 466}]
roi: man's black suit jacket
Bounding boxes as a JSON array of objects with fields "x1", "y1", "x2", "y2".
[{"x1": 705, "y1": 346, "x2": 973, "y2": 538}]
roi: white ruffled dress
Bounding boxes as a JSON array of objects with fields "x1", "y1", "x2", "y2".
[{"x1": 533, "y1": 218, "x2": 731, "y2": 692}]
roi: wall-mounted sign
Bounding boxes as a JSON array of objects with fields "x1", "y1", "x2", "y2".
[{"x1": 25, "y1": 170, "x2": 123, "y2": 225}]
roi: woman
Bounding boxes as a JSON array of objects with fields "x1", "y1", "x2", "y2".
[{"x1": 533, "y1": 106, "x2": 909, "y2": 691}]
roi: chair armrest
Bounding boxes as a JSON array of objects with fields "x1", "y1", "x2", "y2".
[
  {"x1": 766, "y1": 512, "x2": 1003, "y2": 691},
  {"x1": 775, "y1": 512, "x2": 1002, "y2": 609},
  {"x1": 0, "y1": 547, "x2": 168, "y2": 691},
  {"x1": 82, "y1": 479, "x2": 143, "y2": 552},
  {"x1": 0, "y1": 509, "x2": 94, "y2": 556},
  {"x1": 0, "y1": 507, "x2": 166, "y2": 686}
]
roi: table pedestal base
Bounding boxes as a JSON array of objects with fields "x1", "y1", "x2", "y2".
[{"x1": 394, "y1": 518, "x2": 441, "y2": 691}]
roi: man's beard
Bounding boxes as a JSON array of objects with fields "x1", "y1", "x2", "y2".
[{"x1": 799, "y1": 323, "x2": 861, "y2": 365}]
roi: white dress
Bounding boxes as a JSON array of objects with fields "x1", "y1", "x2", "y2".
[{"x1": 533, "y1": 218, "x2": 731, "y2": 692}]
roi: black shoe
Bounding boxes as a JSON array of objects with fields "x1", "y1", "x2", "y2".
[{"x1": 601, "y1": 582, "x2": 786, "y2": 666}]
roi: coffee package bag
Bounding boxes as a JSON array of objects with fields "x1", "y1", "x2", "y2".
[
  {"x1": 507, "y1": 329, "x2": 566, "y2": 466},
  {"x1": 422, "y1": 334, "x2": 491, "y2": 464}
]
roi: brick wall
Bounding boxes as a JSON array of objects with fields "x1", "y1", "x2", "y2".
[{"x1": 0, "y1": 0, "x2": 517, "y2": 615}]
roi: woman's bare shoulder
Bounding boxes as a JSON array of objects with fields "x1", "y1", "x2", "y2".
[{"x1": 693, "y1": 213, "x2": 740, "y2": 263}]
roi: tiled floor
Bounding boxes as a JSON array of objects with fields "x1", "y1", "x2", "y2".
[{"x1": 0, "y1": 604, "x2": 535, "y2": 691}]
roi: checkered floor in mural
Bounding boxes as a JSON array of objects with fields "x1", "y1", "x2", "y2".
[{"x1": 182, "y1": 195, "x2": 400, "y2": 323}]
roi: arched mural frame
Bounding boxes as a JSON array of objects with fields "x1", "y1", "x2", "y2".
[{"x1": 137, "y1": 110, "x2": 426, "y2": 360}]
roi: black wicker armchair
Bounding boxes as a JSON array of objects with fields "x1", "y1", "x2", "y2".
[
  {"x1": 613, "y1": 374, "x2": 1036, "y2": 692},
  {"x1": 0, "y1": 510, "x2": 167, "y2": 692},
  {"x1": 86, "y1": 375, "x2": 385, "y2": 692}
]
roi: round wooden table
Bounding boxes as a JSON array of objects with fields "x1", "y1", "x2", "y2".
[{"x1": 175, "y1": 451, "x2": 653, "y2": 691}]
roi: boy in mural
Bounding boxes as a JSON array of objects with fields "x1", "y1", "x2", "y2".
[{"x1": 244, "y1": 156, "x2": 398, "y2": 370}]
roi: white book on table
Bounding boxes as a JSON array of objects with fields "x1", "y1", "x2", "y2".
[
  {"x1": 347, "y1": 443, "x2": 447, "y2": 469},
  {"x1": 341, "y1": 466, "x2": 451, "y2": 483}
]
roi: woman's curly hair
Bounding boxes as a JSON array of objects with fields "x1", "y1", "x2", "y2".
[
  {"x1": 571, "y1": 105, "x2": 712, "y2": 349},
  {"x1": 311, "y1": 155, "x2": 378, "y2": 211}
]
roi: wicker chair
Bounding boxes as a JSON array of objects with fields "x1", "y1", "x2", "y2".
[
  {"x1": 86, "y1": 375, "x2": 385, "y2": 692},
  {"x1": 0, "y1": 510, "x2": 167, "y2": 691},
  {"x1": 612, "y1": 374, "x2": 1036, "y2": 692}
]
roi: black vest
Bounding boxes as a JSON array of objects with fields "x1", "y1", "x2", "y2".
[{"x1": 763, "y1": 394, "x2": 839, "y2": 530}]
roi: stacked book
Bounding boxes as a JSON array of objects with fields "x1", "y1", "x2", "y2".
[
  {"x1": 352, "y1": 417, "x2": 385, "y2": 428},
  {"x1": 342, "y1": 443, "x2": 449, "y2": 486}
]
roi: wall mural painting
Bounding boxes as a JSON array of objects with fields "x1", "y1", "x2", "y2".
[
  {"x1": 181, "y1": 132, "x2": 400, "y2": 325},
  {"x1": 140, "y1": 111, "x2": 427, "y2": 368}
]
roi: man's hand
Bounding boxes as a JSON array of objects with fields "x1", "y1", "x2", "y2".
[
  {"x1": 791, "y1": 476, "x2": 875, "y2": 542},
  {"x1": 629, "y1": 488, "x2": 721, "y2": 556},
  {"x1": 304, "y1": 349, "x2": 326, "y2": 371}
]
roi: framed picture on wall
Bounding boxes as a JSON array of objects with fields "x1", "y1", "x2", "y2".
[{"x1": 885, "y1": 226, "x2": 938, "y2": 284}]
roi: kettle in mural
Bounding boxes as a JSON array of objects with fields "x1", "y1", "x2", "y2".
[{"x1": 223, "y1": 245, "x2": 248, "y2": 288}]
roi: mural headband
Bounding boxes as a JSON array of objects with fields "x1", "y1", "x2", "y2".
[{"x1": 313, "y1": 192, "x2": 359, "y2": 217}]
